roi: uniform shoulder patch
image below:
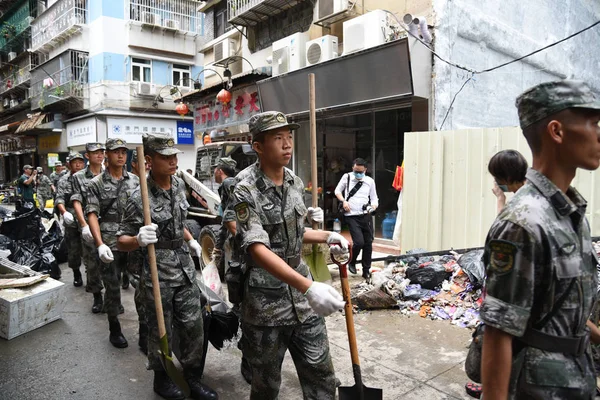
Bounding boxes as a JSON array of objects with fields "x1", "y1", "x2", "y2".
[
  {"x1": 235, "y1": 202, "x2": 249, "y2": 223},
  {"x1": 488, "y1": 240, "x2": 517, "y2": 274}
]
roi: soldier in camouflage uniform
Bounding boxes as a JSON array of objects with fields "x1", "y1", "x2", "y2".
[
  {"x1": 128, "y1": 149, "x2": 148, "y2": 354},
  {"x1": 480, "y1": 80, "x2": 600, "y2": 400},
  {"x1": 232, "y1": 111, "x2": 349, "y2": 400},
  {"x1": 117, "y1": 134, "x2": 218, "y2": 400},
  {"x1": 86, "y1": 138, "x2": 139, "y2": 349},
  {"x1": 35, "y1": 167, "x2": 52, "y2": 211},
  {"x1": 56, "y1": 153, "x2": 87, "y2": 287},
  {"x1": 50, "y1": 161, "x2": 65, "y2": 195},
  {"x1": 72, "y1": 143, "x2": 106, "y2": 314},
  {"x1": 212, "y1": 156, "x2": 237, "y2": 272}
]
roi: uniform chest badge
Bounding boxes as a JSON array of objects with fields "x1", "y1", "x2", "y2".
[
  {"x1": 235, "y1": 202, "x2": 249, "y2": 223},
  {"x1": 488, "y1": 240, "x2": 517, "y2": 274}
]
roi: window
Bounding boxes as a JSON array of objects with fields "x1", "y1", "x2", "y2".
[
  {"x1": 214, "y1": 1, "x2": 231, "y2": 37},
  {"x1": 172, "y1": 64, "x2": 191, "y2": 88},
  {"x1": 132, "y1": 58, "x2": 152, "y2": 83}
]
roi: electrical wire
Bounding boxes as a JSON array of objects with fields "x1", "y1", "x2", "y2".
[{"x1": 439, "y1": 73, "x2": 474, "y2": 131}]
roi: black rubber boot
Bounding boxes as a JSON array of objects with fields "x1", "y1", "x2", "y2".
[
  {"x1": 185, "y1": 369, "x2": 218, "y2": 400},
  {"x1": 122, "y1": 273, "x2": 130, "y2": 290},
  {"x1": 108, "y1": 316, "x2": 128, "y2": 348},
  {"x1": 240, "y1": 357, "x2": 252, "y2": 385},
  {"x1": 92, "y1": 293, "x2": 103, "y2": 314},
  {"x1": 153, "y1": 370, "x2": 185, "y2": 400},
  {"x1": 138, "y1": 323, "x2": 148, "y2": 355},
  {"x1": 73, "y1": 269, "x2": 83, "y2": 287}
]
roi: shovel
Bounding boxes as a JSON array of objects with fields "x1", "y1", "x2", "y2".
[
  {"x1": 330, "y1": 246, "x2": 383, "y2": 400},
  {"x1": 136, "y1": 145, "x2": 191, "y2": 397},
  {"x1": 306, "y1": 73, "x2": 332, "y2": 282}
]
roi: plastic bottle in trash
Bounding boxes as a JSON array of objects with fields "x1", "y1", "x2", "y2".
[{"x1": 333, "y1": 218, "x2": 341, "y2": 233}]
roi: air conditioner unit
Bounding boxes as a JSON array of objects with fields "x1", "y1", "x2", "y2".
[
  {"x1": 134, "y1": 81, "x2": 156, "y2": 96},
  {"x1": 142, "y1": 12, "x2": 161, "y2": 25},
  {"x1": 342, "y1": 10, "x2": 388, "y2": 56},
  {"x1": 213, "y1": 39, "x2": 236, "y2": 64},
  {"x1": 306, "y1": 35, "x2": 338, "y2": 66},
  {"x1": 317, "y1": 0, "x2": 349, "y2": 21},
  {"x1": 9, "y1": 99, "x2": 18, "y2": 108},
  {"x1": 272, "y1": 32, "x2": 309, "y2": 77},
  {"x1": 8, "y1": 52, "x2": 17, "y2": 62},
  {"x1": 164, "y1": 19, "x2": 180, "y2": 30}
]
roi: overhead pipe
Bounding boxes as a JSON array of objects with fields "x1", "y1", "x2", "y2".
[{"x1": 402, "y1": 14, "x2": 432, "y2": 44}]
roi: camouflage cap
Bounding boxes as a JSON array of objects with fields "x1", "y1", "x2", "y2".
[
  {"x1": 142, "y1": 134, "x2": 182, "y2": 156},
  {"x1": 54, "y1": 161, "x2": 63, "y2": 167},
  {"x1": 131, "y1": 149, "x2": 138, "y2": 163},
  {"x1": 212, "y1": 156, "x2": 237, "y2": 169},
  {"x1": 516, "y1": 79, "x2": 600, "y2": 128},
  {"x1": 106, "y1": 138, "x2": 128, "y2": 151},
  {"x1": 248, "y1": 111, "x2": 299, "y2": 141},
  {"x1": 86, "y1": 142, "x2": 106, "y2": 152},
  {"x1": 23, "y1": 164, "x2": 33, "y2": 170},
  {"x1": 68, "y1": 152, "x2": 84, "y2": 162},
  {"x1": 36, "y1": 167, "x2": 43, "y2": 172}
]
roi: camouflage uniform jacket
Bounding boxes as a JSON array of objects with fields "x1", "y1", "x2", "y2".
[
  {"x1": 220, "y1": 176, "x2": 237, "y2": 223},
  {"x1": 85, "y1": 168, "x2": 140, "y2": 250},
  {"x1": 50, "y1": 170, "x2": 67, "y2": 189},
  {"x1": 233, "y1": 162, "x2": 314, "y2": 327},
  {"x1": 55, "y1": 172, "x2": 76, "y2": 214},
  {"x1": 117, "y1": 174, "x2": 195, "y2": 288},
  {"x1": 37, "y1": 174, "x2": 52, "y2": 197},
  {"x1": 480, "y1": 169, "x2": 597, "y2": 394},
  {"x1": 70, "y1": 166, "x2": 100, "y2": 211}
]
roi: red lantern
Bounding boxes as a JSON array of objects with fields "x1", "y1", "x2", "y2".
[
  {"x1": 217, "y1": 88, "x2": 232, "y2": 105},
  {"x1": 175, "y1": 103, "x2": 189, "y2": 117}
]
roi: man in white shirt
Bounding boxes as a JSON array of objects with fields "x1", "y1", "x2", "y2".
[{"x1": 334, "y1": 158, "x2": 379, "y2": 279}]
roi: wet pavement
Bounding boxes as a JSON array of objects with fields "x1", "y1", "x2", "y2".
[{"x1": 0, "y1": 264, "x2": 473, "y2": 400}]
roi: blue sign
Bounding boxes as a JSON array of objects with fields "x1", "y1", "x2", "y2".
[{"x1": 176, "y1": 121, "x2": 194, "y2": 145}]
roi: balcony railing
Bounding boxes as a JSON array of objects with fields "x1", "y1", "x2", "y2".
[
  {"x1": 228, "y1": 0, "x2": 302, "y2": 26},
  {"x1": 127, "y1": 0, "x2": 204, "y2": 34},
  {"x1": 30, "y1": 50, "x2": 88, "y2": 110},
  {"x1": 0, "y1": 61, "x2": 33, "y2": 95},
  {"x1": 31, "y1": 0, "x2": 87, "y2": 52},
  {"x1": 0, "y1": 1, "x2": 35, "y2": 52}
]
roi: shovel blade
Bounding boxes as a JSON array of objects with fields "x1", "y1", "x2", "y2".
[
  {"x1": 158, "y1": 335, "x2": 191, "y2": 397},
  {"x1": 339, "y1": 384, "x2": 383, "y2": 400}
]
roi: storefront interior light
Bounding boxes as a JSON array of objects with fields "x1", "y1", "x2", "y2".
[{"x1": 52, "y1": 128, "x2": 62, "y2": 132}]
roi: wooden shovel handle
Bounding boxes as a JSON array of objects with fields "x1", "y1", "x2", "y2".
[
  {"x1": 309, "y1": 73, "x2": 319, "y2": 253},
  {"x1": 336, "y1": 249, "x2": 361, "y2": 367},
  {"x1": 136, "y1": 145, "x2": 167, "y2": 340}
]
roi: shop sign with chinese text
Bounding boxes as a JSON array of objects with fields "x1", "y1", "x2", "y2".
[{"x1": 193, "y1": 85, "x2": 261, "y2": 131}]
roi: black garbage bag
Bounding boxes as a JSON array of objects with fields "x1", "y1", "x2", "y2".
[
  {"x1": 0, "y1": 234, "x2": 14, "y2": 254},
  {"x1": 10, "y1": 240, "x2": 42, "y2": 271},
  {"x1": 0, "y1": 206, "x2": 12, "y2": 220},
  {"x1": 42, "y1": 220, "x2": 67, "y2": 263},
  {"x1": 405, "y1": 247, "x2": 434, "y2": 265},
  {"x1": 0, "y1": 209, "x2": 44, "y2": 244},
  {"x1": 406, "y1": 262, "x2": 451, "y2": 290},
  {"x1": 41, "y1": 253, "x2": 61, "y2": 279},
  {"x1": 459, "y1": 250, "x2": 486, "y2": 287}
]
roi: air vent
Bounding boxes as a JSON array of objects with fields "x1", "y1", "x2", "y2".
[
  {"x1": 214, "y1": 42, "x2": 223, "y2": 63},
  {"x1": 306, "y1": 43, "x2": 322, "y2": 65},
  {"x1": 273, "y1": 47, "x2": 289, "y2": 75}
]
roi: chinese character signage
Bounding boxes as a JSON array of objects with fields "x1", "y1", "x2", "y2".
[
  {"x1": 193, "y1": 85, "x2": 261, "y2": 131},
  {"x1": 67, "y1": 117, "x2": 97, "y2": 147},
  {"x1": 177, "y1": 121, "x2": 194, "y2": 145},
  {"x1": 38, "y1": 134, "x2": 61, "y2": 152},
  {"x1": 107, "y1": 117, "x2": 176, "y2": 144}
]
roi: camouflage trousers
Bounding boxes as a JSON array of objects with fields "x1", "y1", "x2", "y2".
[
  {"x1": 243, "y1": 316, "x2": 336, "y2": 400},
  {"x1": 82, "y1": 240, "x2": 103, "y2": 294},
  {"x1": 64, "y1": 225, "x2": 82, "y2": 271},
  {"x1": 145, "y1": 280, "x2": 204, "y2": 371},
  {"x1": 127, "y1": 251, "x2": 146, "y2": 326},
  {"x1": 99, "y1": 250, "x2": 126, "y2": 317}
]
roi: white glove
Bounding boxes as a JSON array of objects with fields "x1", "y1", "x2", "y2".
[
  {"x1": 97, "y1": 244, "x2": 114, "y2": 263},
  {"x1": 326, "y1": 232, "x2": 349, "y2": 255},
  {"x1": 62, "y1": 211, "x2": 75, "y2": 226},
  {"x1": 187, "y1": 239, "x2": 202, "y2": 259},
  {"x1": 305, "y1": 282, "x2": 346, "y2": 316},
  {"x1": 137, "y1": 224, "x2": 158, "y2": 247},
  {"x1": 81, "y1": 225, "x2": 94, "y2": 244},
  {"x1": 306, "y1": 206, "x2": 324, "y2": 224}
]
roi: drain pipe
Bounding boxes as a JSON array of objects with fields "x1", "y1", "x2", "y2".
[
  {"x1": 403, "y1": 13, "x2": 419, "y2": 38},
  {"x1": 414, "y1": 16, "x2": 432, "y2": 43}
]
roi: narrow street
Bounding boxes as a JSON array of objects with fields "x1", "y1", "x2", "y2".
[{"x1": 0, "y1": 264, "x2": 472, "y2": 400}]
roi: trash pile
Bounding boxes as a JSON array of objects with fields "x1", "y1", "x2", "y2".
[
  {"x1": 351, "y1": 248, "x2": 485, "y2": 329},
  {"x1": 0, "y1": 208, "x2": 67, "y2": 279}
]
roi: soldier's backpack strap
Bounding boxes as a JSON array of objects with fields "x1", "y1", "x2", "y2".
[
  {"x1": 99, "y1": 179, "x2": 125, "y2": 220},
  {"x1": 518, "y1": 278, "x2": 589, "y2": 356}
]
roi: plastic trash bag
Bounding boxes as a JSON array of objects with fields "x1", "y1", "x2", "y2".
[
  {"x1": 0, "y1": 209, "x2": 44, "y2": 244},
  {"x1": 10, "y1": 240, "x2": 42, "y2": 270},
  {"x1": 0, "y1": 234, "x2": 14, "y2": 254},
  {"x1": 202, "y1": 261, "x2": 224, "y2": 299},
  {"x1": 42, "y1": 220, "x2": 67, "y2": 263},
  {"x1": 458, "y1": 250, "x2": 486, "y2": 287},
  {"x1": 406, "y1": 262, "x2": 451, "y2": 290},
  {"x1": 403, "y1": 284, "x2": 438, "y2": 300},
  {"x1": 352, "y1": 286, "x2": 397, "y2": 310}
]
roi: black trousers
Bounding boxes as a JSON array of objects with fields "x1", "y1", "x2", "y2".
[{"x1": 346, "y1": 214, "x2": 373, "y2": 268}]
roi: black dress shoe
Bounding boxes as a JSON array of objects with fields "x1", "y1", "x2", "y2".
[
  {"x1": 92, "y1": 293, "x2": 103, "y2": 314},
  {"x1": 240, "y1": 357, "x2": 252, "y2": 384},
  {"x1": 122, "y1": 274, "x2": 130, "y2": 290},
  {"x1": 108, "y1": 317, "x2": 128, "y2": 348},
  {"x1": 187, "y1": 376, "x2": 218, "y2": 400},
  {"x1": 348, "y1": 263, "x2": 357, "y2": 274},
  {"x1": 154, "y1": 370, "x2": 185, "y2": 400},
  {"x1": 73, "y1": 269, "x2": 83, "y2": 287}
]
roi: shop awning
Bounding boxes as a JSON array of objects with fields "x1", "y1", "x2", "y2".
[
  {"x1": 257, "y1": 38, "x2": 413, "y2": 116},
  {"x1": 15, "y1": 112, "x2": 47, "y2": 133}
]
